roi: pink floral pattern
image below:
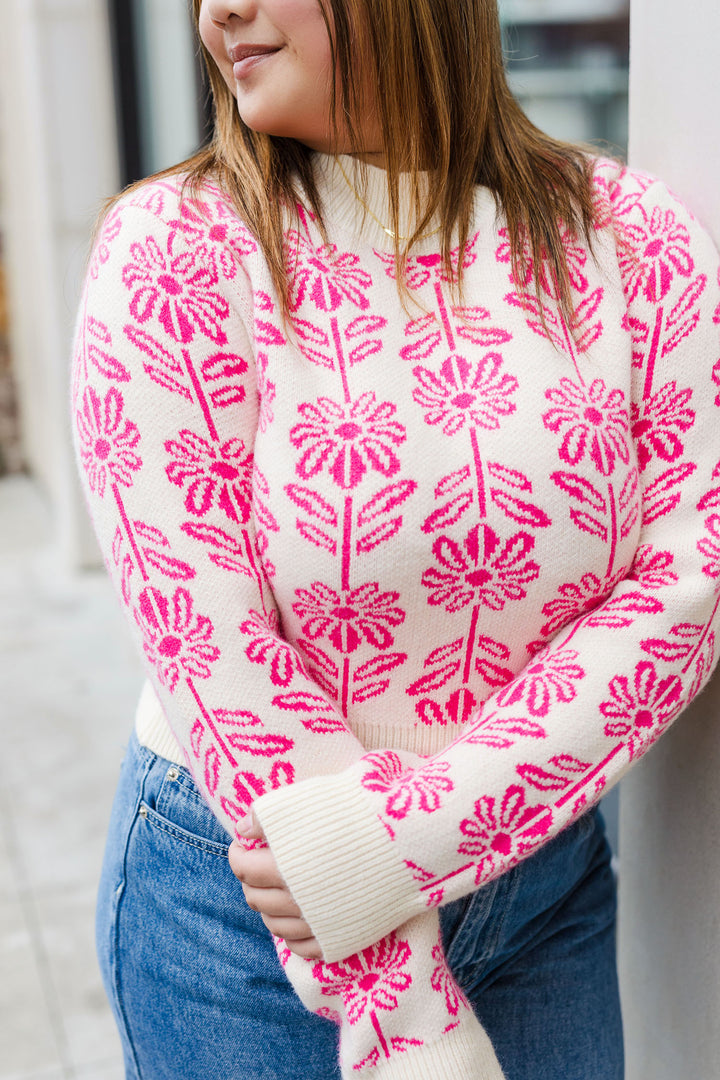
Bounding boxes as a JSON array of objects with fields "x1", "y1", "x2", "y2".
[
  {"x1": 169, "y1": 196, "x2": 257, "y2": 279},
  {"x1": 361, "y1": 753, "x2": 454, "y2": 819},
  {"x1": 256, "y1": 352, "x2": 276, "y2": 433},
  {"x1": 496, "y1": 648, "x2": 585, "y2": 717},
  {"x1": 412, "y1": 353, "x2": 518, "y2": 435},
  {"x1": 89, "y1": 207, "x2": 122, "y2": 280},
  {"x1": 286, "y1": 231, "x2": 373, "y2": 312},
  {"x1": 293, "y1": 582, "x2": 405, "y2": 653},
  {"x1": 422, "y1": 524, "x2": 539, "y2": 613},
  {"x1": 376, "y1": 234, "x2": 479, "y2": 290},
  {"x1": 240, "y1": 609, "x2": 307, "y2": 687},
  {"x1": 543, "y1": 378, "x2": 630, "y2": 476},
  {"x1": 458, "y1": 784, "x2": 551, "y2": 868},
  {"x1": 430, "y1": 940, "x2": 469, "y2": 1018},
  {"x1": 165, "y1": 430, "x2": 253, "y2": 523},
  {"x1": 697, "y1": 515, "x2": 720, "y2": 581},
  {"x1": 134, "y1": 585, "x2": 220, "y2": 692},
  {"x1": 122, "y1": 235, "x2": 229, "y2": 344},
  {"x1": 629, "y1": 545, "x2": 679, "y2": 590},
  {"x1": 495, "y1": 222, "x2": 589, "y2": 297},
  {"x1": 71, "y1": 163, "x2": 720, "y2": 1073},
  {"x1": 313, "y1": 934, "x2": 413, "y2": 1024},
  {"x1": 540, "y1": 572, "x2": 619, "y2": 638},
  {"x1": 291, "y1": 393, "x2": 406, "y2": 490},
  {"x1": 631, "y1": 381, "x2": 695, "y2": 472},
  {"x1": 75, "y1": 386, "x2": 141, "y2": 496},
  {"x1": 617, "y1": 205, "x2": 694, "y2": 304},
  {"x1": 600, "y1": 660, "x2": 683, "y2": 758}
]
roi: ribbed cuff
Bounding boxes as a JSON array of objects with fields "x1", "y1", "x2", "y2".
[
  {"x1": 345, "y1": 1015, "x2": 506, "y2": 1080},
  {"x1": 254, "y1": 766, "x2": 421, "y2": 963}
]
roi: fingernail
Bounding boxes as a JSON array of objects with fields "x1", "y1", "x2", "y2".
[{"x1": 237, "y1": 814, "x2": 254, "y2": 837}]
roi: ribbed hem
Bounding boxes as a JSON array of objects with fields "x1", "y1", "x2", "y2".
[
  {"x1": 134, "y1": 680, "x2": 184, "y2": 763},
  {"x1": 254, "y1": 767, "x2": 421, "y2": 963},
  {"x1": 350, "y1": 716, "x2": 458, "y2": 755},
  {"x1": 345, "y1": 1017, "x2": 506, "y2": 1080}
]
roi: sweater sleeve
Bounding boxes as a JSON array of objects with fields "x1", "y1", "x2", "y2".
[
  {"x1": 71, "y1": 185, "x2": 504, "y2": 1080},
  {"x1": 254, "y1": 170, "x2": 720, "y2": 959}
]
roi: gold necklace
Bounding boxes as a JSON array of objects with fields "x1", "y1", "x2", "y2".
[{"x1": 335, "y1": 157, "x2": 442, "y2": 243}]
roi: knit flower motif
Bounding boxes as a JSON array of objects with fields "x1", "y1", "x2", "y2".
[
  {"x1": 75, "y1": 386, "x2": 141, "y2": 497},
  {"x1": 628, "y1": 545, "x2": 678, "y2": 590},
  {"x1": 165, "y1": 430, "x2": 253, "y2": 524},
  {"x1": 122, "y1": 235, "x2": 229, "y2": 344},
  {"x1": 458, "y1": 784, "x2": 551, "y2": 868},
  {"x1": 290, "y1": 393, "x2": 406, "y2": 490},
  {"x1": 293, "y1": 582, "x2": 405, "y2": 654},
  {"x1": 286, "y1": 231, "x2": 373, "y2": 313},
  {"x1": 630, "y1": 381, "x2": 695, "y2": 472},
  {"x1": 495, "y1": 222, "x2": 589, "y2": 296},
  {"x1": 617, "y1": 205, "x2": 694, "y2": 304},
  {"x1": 89, "y1": 207, "x2": 122, "y2": 280},
  {"x1": 543, "y1": 377, "x2": 630, "y2": 476},
  {"x1": 361, "y1": 752, "x2": 454, "y2": 820},
  {"x1": 239, "y1": 609, "x2": 306, "y2": 688},
  {"x1": 312, "y1": 934, "x2": 413, "y2": 1025},
  {"x1": 697, "y1": 515, "x2": 720, "y2": 582},
  {"x1": 593, "y1": 163, "x2": 654, "y2": 231},
  {"x1": 256, "y1": 351, "x2": 276, "y2": 433},
  {"x1": 422, "y1": 524, "x2": 539, "y2": 614},
  {"x1": 600, "y1": 660, "x2": 683, "y2": 759},
  {"x1": 134, "y1": 586, "x2": 220, "y2": 692},
  {"x1": 430, "y1": 941, "x2": 469, "y2": 1019},
  {"x1": 375, "y1": 233, "x2": 479, "y2": 290},
  {"x1": 169, "y1": 197, "x2": 257, "y2": 280},
  {"x1": 495, "y1": 648, "x2": 585, "y2": 718},
  {"x1": 540, "y1": 572, "x2": 619, "y2": 638},
  {"x1": 412, "y1": 353, "x2": 518, "y2": 436}
]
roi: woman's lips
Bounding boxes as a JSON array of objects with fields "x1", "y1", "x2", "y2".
[{"x1": 229, "y1": 44, "x2": 281, "y2": 81}]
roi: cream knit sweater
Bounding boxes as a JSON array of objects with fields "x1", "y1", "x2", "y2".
[{"x1": 72, "y1": 154, "x2": 720, "y2": 1077}]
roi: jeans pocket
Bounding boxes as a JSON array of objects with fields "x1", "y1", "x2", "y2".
[
  {"x1": 442, "y1": 808, "x2": 606, "y2": 988},
  {"x1": 145, "y1": 758, "x2": 234, "y2": 854},
  {"x1": 441, "y1": 875, "x2": 502, "y2": 973},
  {"x1": 137, "y1": 799, "x2": 230, "y2": 858}
]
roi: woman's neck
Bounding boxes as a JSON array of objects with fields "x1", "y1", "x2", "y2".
[{"x1": 348, "y1": 149, "x2": 388, "y2": 170}]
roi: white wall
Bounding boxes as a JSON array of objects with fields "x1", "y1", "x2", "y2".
[
  {"x1": 620, "y1": 2, "x2": 720, "y2": 1076},
  {"x1": 0, "y1": 0, "x2": 119, "y2": 565}
]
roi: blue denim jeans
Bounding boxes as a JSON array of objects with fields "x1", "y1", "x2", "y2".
[{"x1": 97, "y1": 733, "x2": 623, "y2": 1080}]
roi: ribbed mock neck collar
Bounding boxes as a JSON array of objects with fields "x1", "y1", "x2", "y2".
[{"x1": 310, "y1": 151, "x2": 438, "y2": 249}]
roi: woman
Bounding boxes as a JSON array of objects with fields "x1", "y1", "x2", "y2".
[{"x1": 72, "y1": 1, "x2": 720, "y2": 1077}]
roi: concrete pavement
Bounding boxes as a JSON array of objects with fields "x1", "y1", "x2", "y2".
[{"x1": 0, "y1": 475, "x2": 141, "y2": 1080}]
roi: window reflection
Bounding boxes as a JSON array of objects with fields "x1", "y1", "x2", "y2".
[{"x1": 500, "y1": 0, "x2": 630, "y2": 156}]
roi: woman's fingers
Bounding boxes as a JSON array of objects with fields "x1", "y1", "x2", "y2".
[
  {"x1": 228, "y1": 840, "x2": 284, "y2": 888},
  {"x1": 281, "y1": 935, "x2": 323, "y2": 960},
  {"x1": 227, "y1": 834, "x2": 321, "y2": 957},
  {"x1": 236, "y1": 809, "x2": 265, "y2": 841},
  {"x1": 241, "y1": 885, "x2": 303, "y2": 919},
  {"x1": 257, "y1": 913, "x2": 314, "y2": 942}
]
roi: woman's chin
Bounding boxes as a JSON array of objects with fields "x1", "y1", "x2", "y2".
[{"x1": 234, "y1": 102, "x2": 333, "y2": 151}]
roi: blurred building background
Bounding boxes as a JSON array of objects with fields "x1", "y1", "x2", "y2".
[{"x1": 1, "y1": 2, "x2": 719, "y2": 1080}]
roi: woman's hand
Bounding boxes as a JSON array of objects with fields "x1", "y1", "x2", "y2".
[{"x1": 228, "y1": 811, "x2": 323, "y2": 960}]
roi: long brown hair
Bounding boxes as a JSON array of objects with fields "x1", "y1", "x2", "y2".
[{"x1": 112, "y1": 0, "x2": 600, "y2": 326}]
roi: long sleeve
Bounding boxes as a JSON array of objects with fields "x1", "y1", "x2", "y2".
[
  {"x1": 71, "y1": 182, "x2": 503, "y2": 1078},
  {"x1": 253, "y1": 167, "x2": 720, "y2": 962}
]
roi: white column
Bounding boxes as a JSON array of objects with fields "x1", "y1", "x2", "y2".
[
  {"x1": 0, "y1": 0, "x2": 120, "y2": 566},
  {"x1": 620, "y1": 2, "x2": 720, "y2": 1076}
]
